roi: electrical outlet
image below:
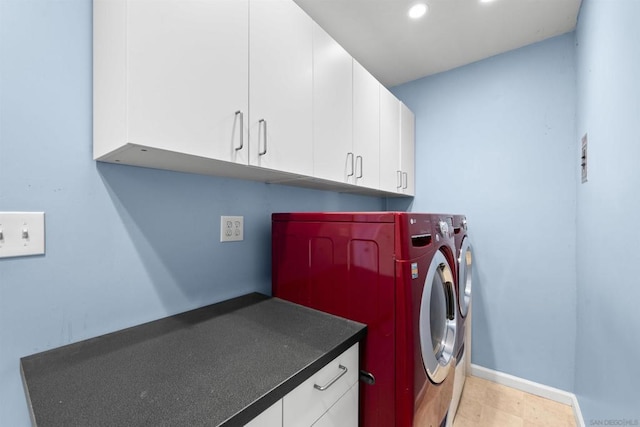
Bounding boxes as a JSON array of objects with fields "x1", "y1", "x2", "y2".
[
  {"x1": 220, "y1": 216, "x2": 244, "y2": 242},
  {"x1": 0, "y1": 212, "x2": 46, "y2": 258}
]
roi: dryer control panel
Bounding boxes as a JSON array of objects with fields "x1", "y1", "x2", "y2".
[{"x1": 435, "y1": 216, "x2": 454, "y2": 240}]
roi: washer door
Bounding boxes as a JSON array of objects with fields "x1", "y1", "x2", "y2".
[
  {"x1": 419, "y1": 250, "x2": 457, "y2": 384},
  {"x1": 458, "y1": 237, "x2": 473, "y2": 317}
]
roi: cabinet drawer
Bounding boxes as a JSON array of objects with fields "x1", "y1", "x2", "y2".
[
  {"x1": 311, "y1": 382, "x2": 358, "y2": 427},
  {"x1": 283, "y1": 343, "x2": 358, "y2": 427}
]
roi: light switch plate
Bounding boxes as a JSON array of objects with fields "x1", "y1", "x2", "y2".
[
  {"x1": 581, "y1": 133, "x2": 588, "y2": 183},
  {"x1": 0, "y1": 212, "x2": 46, "y2": 258},
  {"x1": 220, "y1": 216, "x2": 244, "y2": 242}
]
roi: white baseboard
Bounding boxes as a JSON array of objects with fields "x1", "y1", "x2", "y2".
[
  {"x1": 469, "y1": 364, "x2": 585, "y2": 427},
  {"x1": 570, "y1": 392, "x2": 586, "y2": 427}
]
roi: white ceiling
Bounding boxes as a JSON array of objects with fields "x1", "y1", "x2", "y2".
[{"x1": 294, "y1": 0, "x2": 582, "y2": 87}]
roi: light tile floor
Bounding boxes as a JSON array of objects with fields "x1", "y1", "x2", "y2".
[{"x1": 451, "y1": 376, "x2": 577, "y2": 427}]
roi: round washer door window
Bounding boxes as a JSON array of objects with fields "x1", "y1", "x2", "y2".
[
  {"x1": 458, "y1": 238, "x2": 473, "y2": 317},
  {"x1": 419, "y1": 250, "x2": 457, "y2": 384}
]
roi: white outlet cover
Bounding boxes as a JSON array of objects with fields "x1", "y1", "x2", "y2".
[
  {"x1": 220, "y1": 216, "x2": 244, "y2": 242},
  {"x1": 0, "y1": 212, "x2": 46, "y2": 258}
]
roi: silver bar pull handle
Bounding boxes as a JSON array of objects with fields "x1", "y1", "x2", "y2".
[
  {"x1": 234, "y1": 111, "x2": 244, "y2": 151},
  {"x1": 397, "y1": 170, "x2": 402, "y2": 189},
  {"x1": 259, "y1": 119, "x2": 267, "y2": 156},
  {"x1": 402, "y1": 172, "x2": 408, "y2": 189},
  {"x1": 314, "y1": 364, "x2": 348, "y2": 391},
  {"x1": 356, "y1": 155, "x2": 363, "y2": 179},
  {"x1": 347, "y1": 152, "x2": 355, "y2": 177}
]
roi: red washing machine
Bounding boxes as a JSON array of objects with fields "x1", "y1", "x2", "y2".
[
  {"x1": 447, "y1": 214, "x2": 474, "y2": 425},
  {"x1": 272, "y1": 212, "x2": 458, "y2": 427}
]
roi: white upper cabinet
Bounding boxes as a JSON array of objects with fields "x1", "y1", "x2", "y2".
[
  {"x1": 95, "y1": 0, "x2": 249, "y2": 164},
  {"x1": 312, "y1": 23, "x2": 354, "y2": 184},
  {"x1": 379, "y1": 85, "x2": 401, "y2": 193},
  {"x1": 249, "y1": 0, "x2": 313, "y2": 175},
  {"x1": 94, "y1": 0, "x2": 414, "y2": 197},
  {"x1": 400, "y1": 102, "x2": 416, "y2": 195},
  {"x1": 352, "y1": 60, "x2": 380, "y2": 189},
  {"x1": 379, "y1": 88, "x2": 416, "y2": 196}
]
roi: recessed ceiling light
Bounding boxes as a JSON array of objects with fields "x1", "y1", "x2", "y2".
[
  {"x1": 480, "y1": 0, "x2": 496, "y2": 3},
  {"x1": 408, "y1": 3, "x2": 428, "y2": 19}
]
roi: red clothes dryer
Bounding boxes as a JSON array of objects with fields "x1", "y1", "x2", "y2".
[
  {"x1": 452, "y1": 214, "x2": 473, "y2": 355},
  {"x1": 447, "y1": 214, "x2": 474, "y2": 425},
  {"x1": 426, "y1": 213, "x2": 464, "y2": 364},
  {"x1": 272, "y1": 212, "x2": 458, "y2": 427}
]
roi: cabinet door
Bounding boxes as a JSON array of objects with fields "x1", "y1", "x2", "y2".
[
  {"x1": 379, "y1": 85, "x2": 401, "y2": 193},
  {"x1": 249, "y1": 0, "x2": 313, "y2": 175},
  {"x1": 400, "y1": 102, "x2": 416, "y2": 195},
  {"x1": 312, "y1": 23, "x2": 353, "y2": 183},
  {"x1": 352, "y1": 60, "x2": 380, "y2": 189},
  {"x1": 311, "y1": 383, "x2": 358, "y2": 427},
  {"x1": 127, "y1": 0, "x2": 248, "y2": 163}
]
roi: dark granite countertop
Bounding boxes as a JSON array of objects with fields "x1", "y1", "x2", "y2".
[{"x1": 20, "y1": 293, "x2": 366, "y2": 426}]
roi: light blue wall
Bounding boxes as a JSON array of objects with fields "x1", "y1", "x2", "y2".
[
  {"x1": 0, "y1": 1, "x2": 383, "y2": 425},
  {"x1": 6, "y1": 0, "x2": 637, "y2": 424},
  {"x1": 574, "y1": 0, "x2": 640, "y2": 421},
  {"x1": 393, "y1": 34, "x2": 578, "y2": 392}
]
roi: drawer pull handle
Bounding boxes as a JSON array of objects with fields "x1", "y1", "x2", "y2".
[{"x1": 313, "y1": 365, "x2": 348, "y2": 391}]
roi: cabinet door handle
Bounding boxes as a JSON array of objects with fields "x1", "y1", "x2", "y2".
[
  {"x1": 234, "y1": 111, "x2": 244, "y2": 151},
  {"x1": 314, "y1": 365, "x2": 348, "y2": 391},
  {"x1": 356, "y1": 155, "x2": 363, "y2": 179},
  {"x1": 258, "y1": 119, "x2": 267, "y2": 156},
  {"x1": 402, "y1": 172, "x2": 408, "y2": 189},
  {"x1": 347, "y1": 152, "x2": 355, "y2": 177},
  {"x1": 397, "y1": 170, "x2": 402, "y2": 189}
]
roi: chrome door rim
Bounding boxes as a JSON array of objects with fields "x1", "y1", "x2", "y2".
[
  {"x1": 419, "y1": 250, "x2": 457, "y2": 384},
  {"x1": 458, "y1": 238, "x2": 473, "y2": 317}
]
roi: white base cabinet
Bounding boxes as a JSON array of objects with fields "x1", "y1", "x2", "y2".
[
  {"x1": 283, "y1": 343, "x2": 358, "y2": 427},
  {"x1": 311, "y1": 383, "x2": 358, "y2": 427},
  {"x1": 246, "y1": 343, "x2": 359, "y2": 427}
]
